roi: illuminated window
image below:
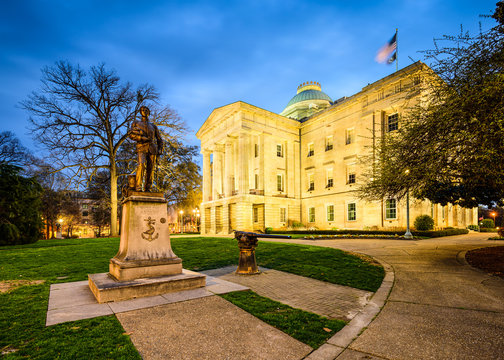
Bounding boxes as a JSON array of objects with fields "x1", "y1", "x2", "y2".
[
  {"x1": 347, "y1": 203, "x2": 356, "y2": 221},
  {"x1": 388, "y1": 113, "x2": 399, "y2": 132},
  {"x1": 277, "y1": 174, "x2": 284, "y2": 192},
  {"x1": 327, "y1": 205, "x2": 334, "y2": 222},
  {"x1": 82, "y1": 204, "x2": 88, "y2": 209},
  {"x1": 307, "y1": 143, "x2": 314, "y2": 157},
  {"x1": 345, "y1": 129, "x2": 355, "y2": 145},
  {"x1": 325, "y1": 136, "x2": 333, "y2": 151},
  {"x1": 280, "y1": 208, "x2": 287, "y2": 223},
  {"x1": 385, "y1": 199, "x2": 397, "y2": 219},
  {"x1": 308, "y1": 207, "x2": 315, "y2": 223},
  {"x1": 326, "y1": 168, "x2": 333, "y2": 188},
  {"x1": 308, "y1": 174, "x2": 314, "y2": 191},
  {"x1": 276, "y1": 144, "x2": 283, "y2": 157}
]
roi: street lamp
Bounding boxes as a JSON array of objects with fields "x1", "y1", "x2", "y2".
[
  {"x1": 404, "y1": 170, "x2": 413, "y2": 239},
  {"x1": 491, "y1": 211, "x2": 497, "y2": 227},
  {"x1": 179, "y1": 210, "x2": 184, "y2": 233}
]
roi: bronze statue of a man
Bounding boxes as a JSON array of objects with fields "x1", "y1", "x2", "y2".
[{"x1": 129, "y1": 106, "x2": 163, "y2": 192}]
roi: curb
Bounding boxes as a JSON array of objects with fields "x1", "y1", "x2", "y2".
[{"x1": 304, "y1": 257, "x2": 395, "y2": 360}]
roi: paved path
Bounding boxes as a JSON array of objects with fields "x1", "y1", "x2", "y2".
[
  {"x1": 263, "y1": 232, "x2": 504, "y2": 360},
  {"x1": 204, "y1": 266, "x2": 372, "y2": 321}
]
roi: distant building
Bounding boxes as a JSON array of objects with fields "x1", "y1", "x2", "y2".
[{"x1": 196, "y1": 62, "x2": 477, "y2": 234}]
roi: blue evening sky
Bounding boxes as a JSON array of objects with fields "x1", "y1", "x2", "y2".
[{"x1": 0, "y1": 0, "x2": 498, "y2": 155}]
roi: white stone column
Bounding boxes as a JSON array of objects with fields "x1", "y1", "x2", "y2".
[
  {"x1": 224, "y1": 141, "x2": 233, "y2": 196},
  {"x1": 213, "y1": 150, "x2": 223, "y2": 199},
  {"x1": 238, "y1": 133, "x2": 250, "y2": 194},
  {"x1": 202, "y1": 150, "x2": 211, "y2": 202}
]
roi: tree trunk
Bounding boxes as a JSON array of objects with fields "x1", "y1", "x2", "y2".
[{"x1": 110, "y1": 161, "x2": 118, "y2": 236}]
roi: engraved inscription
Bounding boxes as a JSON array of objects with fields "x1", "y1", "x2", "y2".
[
  {"x1": 160, "y1": 218, "x2": 166, "y2": 224},
  {"x1": 142, "y1": 216, "x2": 159, "y2": 242}
]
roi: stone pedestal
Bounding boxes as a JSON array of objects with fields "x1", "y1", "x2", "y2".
[
  {"x1": 236, "y1": 233, "x2": 260, "y2": 275},
  {"x1": 89, "y1": 192, "x2": 205, "y2": 303}
]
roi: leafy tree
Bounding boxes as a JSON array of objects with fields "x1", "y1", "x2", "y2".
[
  {"x1": 22, "y1": 61, "x2": 185, "y2": 235},
  {"x1": 480, "y1": 218, "x2": 495, "y2": 228},
  {"x1": 359, "y1": 2, "x2": 504, "y2": 207},
  {"x1": 0, "y1": 163, "x2": 43, "y2": 245}
]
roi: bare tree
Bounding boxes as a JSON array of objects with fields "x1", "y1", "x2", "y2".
[
  {"x1": 21, "y1": 61, "x2": 185, "y2": 236},
  {"x1": 0, "y1": 131, "x2": 32, "y2": 166}
]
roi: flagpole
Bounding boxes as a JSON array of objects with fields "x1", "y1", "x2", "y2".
[{"x1": 395, "y1": 28, "x2": 398, "y2": 72}]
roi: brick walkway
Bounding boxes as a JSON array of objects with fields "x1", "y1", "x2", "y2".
[{"x1": 203, "y1": 266, "x2": 372, "y2": 321}]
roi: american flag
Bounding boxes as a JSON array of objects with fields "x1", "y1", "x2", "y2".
[{"x1": 376, "y1": 33, "x2": 397, "y2": 64}]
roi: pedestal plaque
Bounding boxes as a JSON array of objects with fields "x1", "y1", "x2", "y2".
[{"x1": 89, "y1": 193, "x2": 205, "y2": 303}]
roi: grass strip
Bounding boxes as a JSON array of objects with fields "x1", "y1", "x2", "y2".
[
  {"x1": 0, "y1": 284, "x2": 140, "y2": 359},
  {"x1": 220, "y1": 290, "x2": 346, "y2": 349}
]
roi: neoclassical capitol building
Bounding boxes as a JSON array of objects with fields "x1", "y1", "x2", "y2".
[{"x1": 196, "y1": 62, "x2": 477, "y2": 234}]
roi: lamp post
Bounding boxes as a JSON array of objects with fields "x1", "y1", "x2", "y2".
[
  {"x1": 179, "y1": 210, "x2": 184, "y2": 233},
  {"x1": 491, "y1": 211, "x2": 497, "y2": 227},
  {"x1": 404, "y1": 170, "x2": 413, "y2": 239}
]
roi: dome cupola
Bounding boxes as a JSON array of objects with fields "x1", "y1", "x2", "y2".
[{"x1": 280, "y1": 81, "x2": 332, "y2": 120}]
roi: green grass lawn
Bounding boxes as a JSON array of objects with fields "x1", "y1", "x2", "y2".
[{"x1": 0, "y1": 236, "x2": 384, "y2": 358}]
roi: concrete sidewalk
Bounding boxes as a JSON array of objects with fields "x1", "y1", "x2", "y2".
[{"x1": 266, "y1": 233, "x2": 504, "y2": 359}]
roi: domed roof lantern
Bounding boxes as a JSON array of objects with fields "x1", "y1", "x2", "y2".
[{"x1": 280, "y1": 81, "x2": 332, "y2": 120}]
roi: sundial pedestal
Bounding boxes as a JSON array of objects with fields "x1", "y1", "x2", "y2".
[{"x1": 88, "y1": 193, "x2": 205, "y2": 303}]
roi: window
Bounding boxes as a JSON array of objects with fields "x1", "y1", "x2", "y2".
[
  {"x1": 348, "y1": 173, "x2": 356, "y2": 184},
  {"x1": 345, "y1": 129, "x2": 355, "y2": 145},
  {"x1": 430, "y1": 203, "x2": 434, "y2": 218},
  {"x1": 280, "y1": 208, "x2": 287, "y2": 223},
  {"x1": 308, "y1": 207, "x2": 315, "y2": 223},
  {"x1": 307, "y1": 143, "x2": 314, "y2": 157},
  {"x1": 326, "y1": 168, "x2": 333, "y2": 188},
  {"x1": 395, "y1": 82, "x2": 402, "y2": 93},
  {"x1": 347, "y1": 203, "x2": 356, "y2": 221},
  {"x1": 254, "y1": 174, "x2": 259, "y2": 189},
  {"x1": 387, "y1": 113, "x2": 399, "y2": 132},
  {"x1": 413, "y1": 75, "x2": 420, "y2": 85},
  {"x1": 277, "y1": 174, "x2": 284, "y2": 192},
  {"x1": 377, "y1": 90, "x2": 384, "y2": 101},
  {"x1": 276, "y1": 144, "x2": 283, "y2": 157},
  {"x1": 253, "y1": 207, "x2": 258, "y2": 223},
  {"x1": 308, "y1": 173, "x2": 314, "y2": 191},
  {"x1": 254, "y1": 144, "x2": 259, "y2": 157},
  {"x1": 82, "y1": 204, "x2": 88, "y2": 209},
  {"x1": 325, "y1": 136, "x2": 333, "y2": 151},
  {"x1": 385, "y1": 199, "x2": 397, "y2": 219},
  {"x1": 327, "y1": 205, "x2": 334, "y2": 222},
  {"x1": 82, "y1": 211, "x2": 89, "y2": 217}
]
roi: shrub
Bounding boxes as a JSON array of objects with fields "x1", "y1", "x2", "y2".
[
  {"x1": 467, "y1": 225, "x2": 479, "y2": 231},
  {"x1": 498, "y1": 228, "x2": 504, "y2": 237},
  {"x1": 265, "y1": 227, "x2": 273, "y2": 234},
  {"x1": 480, "y1": 219, "x2": 495, "y2": 229},
  {"x1": 414, "y1": 215, "x2": 434, "y2": 231}
]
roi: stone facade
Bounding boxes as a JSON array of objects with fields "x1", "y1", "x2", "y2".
[{"x1": 196, "y1": 62, "x2": 477, "y2": 234}]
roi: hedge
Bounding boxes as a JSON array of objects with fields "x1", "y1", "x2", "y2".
[{"x1": 267, "y1": 228, "x2": 469, "y2": 238}]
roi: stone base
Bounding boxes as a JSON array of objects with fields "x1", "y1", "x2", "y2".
[
  {"x1": 109, "y1": 257, "x2": 183, "y2": 281},
  {"x1": 88, "y1": 270, "x2": 206, "y2": 303}
]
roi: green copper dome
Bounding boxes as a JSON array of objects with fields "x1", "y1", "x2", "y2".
[
  {"x1": 280, "y1": 82, "x2": 333, "y2": 120},
  {"x1": 285, "y1": 89, "x2": 332, "y2": 108}
]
